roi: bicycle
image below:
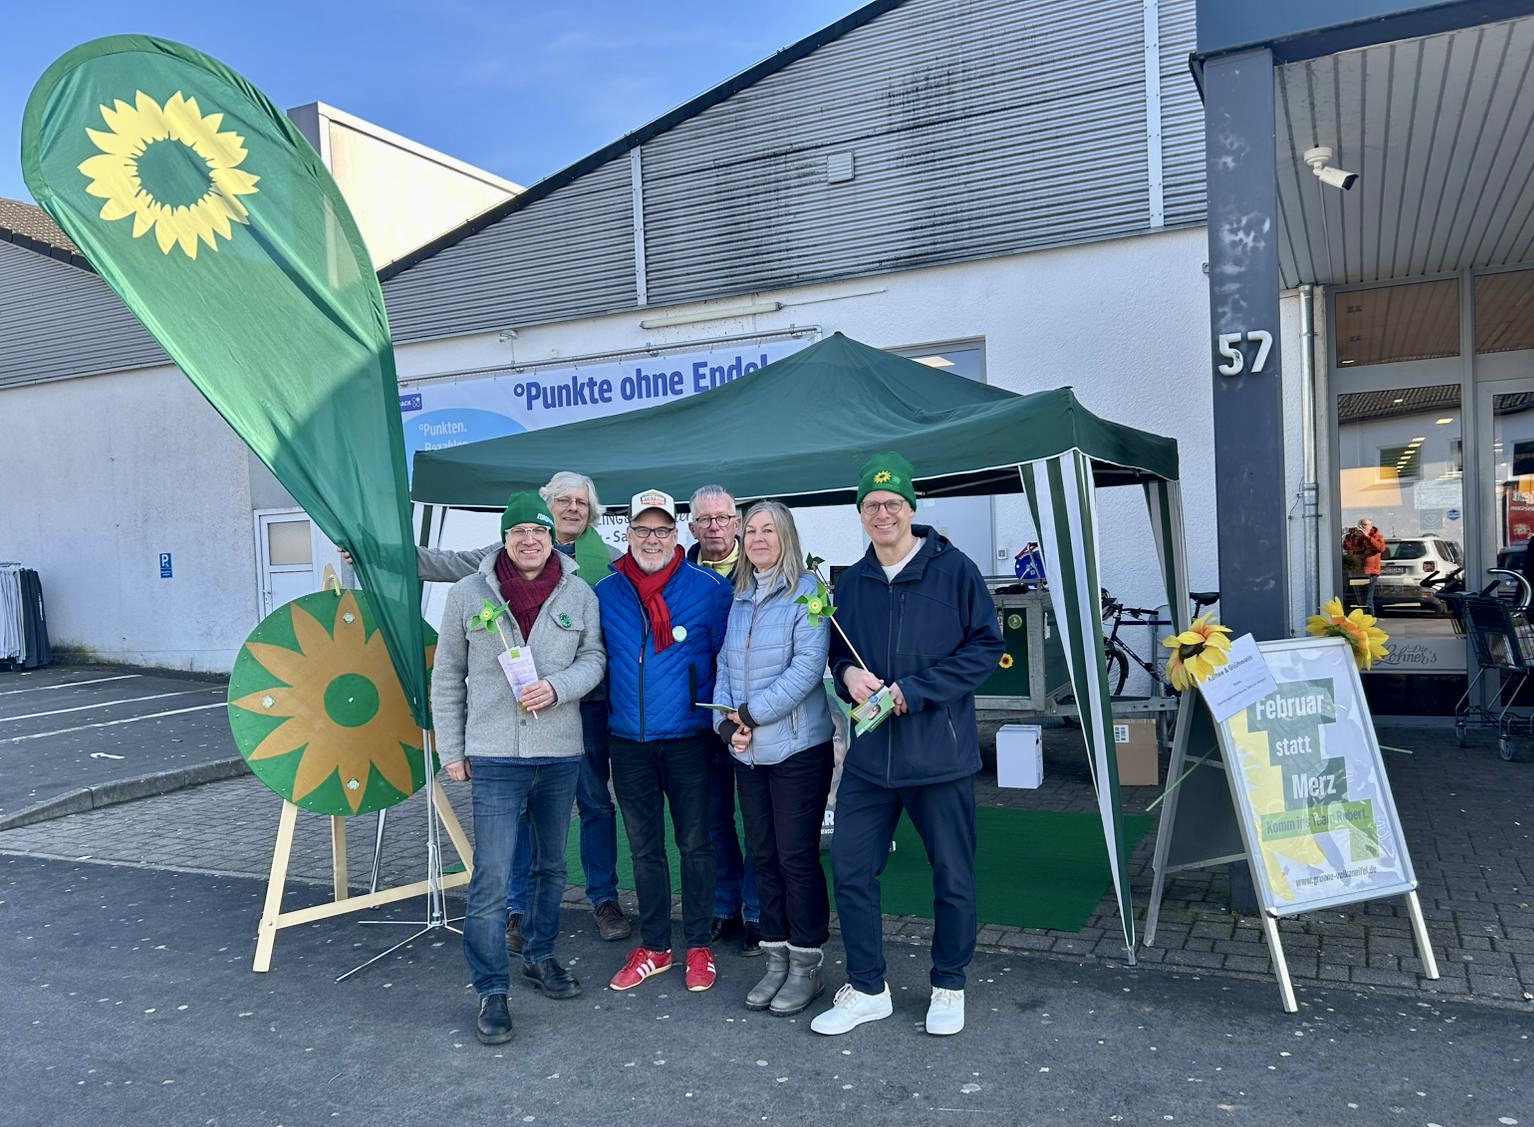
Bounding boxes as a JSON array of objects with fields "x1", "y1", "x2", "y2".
[{"x1": 1099, "y1": 588, "x2": 1220, "y2": 695}]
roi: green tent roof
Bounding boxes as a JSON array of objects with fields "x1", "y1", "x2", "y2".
[{"x1": 409, "y1": 332, "x2": 1179, "y2": 508}]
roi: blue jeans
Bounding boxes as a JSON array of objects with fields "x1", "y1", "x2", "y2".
[
  {"x1": 709, "y1": 744, "x2": 759, "y2": 922},
  {"x1": 464, "y1": 759, "x2": 580, "y2": 998},
  {"x1": 506, "y1": 698, "x2": 619, "y2": 912}
]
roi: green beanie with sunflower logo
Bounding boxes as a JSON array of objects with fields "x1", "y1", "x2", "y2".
[
  {"x1": 855, "y1": 451, "x2": 919, "y2": 508},
  {"x1": 500, "y1": 491, "x2": 556, "y2": 535}
]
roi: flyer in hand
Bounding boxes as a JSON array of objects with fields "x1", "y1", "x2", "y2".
[{"x1": 851, "y1": 686, "x2": 896, "y2": 737}]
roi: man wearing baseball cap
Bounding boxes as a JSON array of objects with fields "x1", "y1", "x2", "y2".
[
  {"x1": 811, "y1": 452, "x2": 1003, "y2": 1038},
  {"x1": 596, "y1": 488, "x2": 733, "y2": 992}
]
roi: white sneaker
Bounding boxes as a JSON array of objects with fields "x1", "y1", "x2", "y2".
[
  {"x1": 810, "y1": 983, "x2": 893, "y2": 1035},
  {"x1": 925, "y1": 987, "x2": 965, "y2": 1035}
]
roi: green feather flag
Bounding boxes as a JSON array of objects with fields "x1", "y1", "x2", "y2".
[{"x1": 22, "y1": 35, "x2": 429, "y2": 728}]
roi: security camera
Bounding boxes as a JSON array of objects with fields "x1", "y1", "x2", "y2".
[{"x1": 1303, "y1": 146, "x2": 1358, "y2": 192}]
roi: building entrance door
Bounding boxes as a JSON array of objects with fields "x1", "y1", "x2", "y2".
[{"x1": 254, "y1": 509, "x2": 345, "y2": 618}]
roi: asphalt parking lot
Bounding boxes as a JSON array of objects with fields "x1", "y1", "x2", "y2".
[{"x1": 0, "y1": 664, "x2": 242, "y2": 828}]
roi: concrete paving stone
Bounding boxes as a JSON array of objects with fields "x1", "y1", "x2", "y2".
[
  {"x1": 1505, "y1": 925, "x2": 1534, "y2": 942},
  {"x1": 1280, "y1": 955, "x2": 1318, "y2": 980},
  {"x1": 1492, "y1": 936, "x2": 1534, "y2": 954},
  {"x1": 1322, "y1": 945, "x2": 1368, "y2": 966},
  {"x1": 976, "y1": 924, "x2": 1007, "y2": 945},
  {"x1": 1130, "y1": 945, "x2": 1166, "y2": 962},
  {"x1": 1350, "y1": 967, "x2": 1422, "y2": 988},
  {"x1": 1366, "y1": 935, "x2": 1420, "y2": 955},
  {"x1": 1051, "y1": 937, "x2": 1096, "y2": 956},
  {"x1": 1418, "y1": 976, "x2": 1471, "y2": 994},
  {"x1": 1458, "y1": 950, "x2": 1518, "y2": 970},
  {"x1": 1181, "y1": 938, "x2": 1215, "y2": 953},
  {"x1": 1211, "y1": 938, "x2": 1265, "y2": 956},
  {"x1": 996, "y1": 932, "x2": 1055, "y2": 951},
  {"x1": 1457, "y1": 934, "x2": 1494, "y2": 949},
  {"x1": 1467, "y1": 974, "x2": 1527, "y2": 997},
  {"x1": 1366, "y1": 953, "x2": 1400, "y2": 971},
  {"x1": 1220, "y1": 954, "x2": 1273, "y2": 975},
  {"x1": 1189, "y1": 920, "x2": 1234, "y2": 940},
  {"x1": 1162, "y1": 949, "x2": 1224, "y2": 969},
  {"x1": 1316, "y1": 964, "x2": 1351, "y2": 982}
]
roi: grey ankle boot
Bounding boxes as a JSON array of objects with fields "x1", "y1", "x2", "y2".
[
  {"x1": 745, "y1": 941, "x2": 789, "y2": 1010},
  {"x1": 770, "y1": 945, "x2": 824, "y2": 1015}
]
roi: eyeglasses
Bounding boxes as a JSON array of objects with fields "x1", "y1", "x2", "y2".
[
  {"x1": 859, "y1": 499, "x2": 908, "y2": 516},
  {"x1": 506, "y1": 525, "x2": 551, "y2": 540},
  {"x1": 630, "y1": 525, "x2": 677, "y2": 540},
  {"x1": 692, "y1": 515, "x2": 738, "y2": 527}
]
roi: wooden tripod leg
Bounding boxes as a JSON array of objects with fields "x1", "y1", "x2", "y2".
[
  {"x1": 253, "y1": 800, "x2": 300, "y2": 973},
  {"x1": 330, "y1": 815, "x2": 349, "y2": 902}
]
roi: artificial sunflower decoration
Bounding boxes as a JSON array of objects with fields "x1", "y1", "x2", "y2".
[
  {"x1": 998, "y1": 653, "x2": 1015, "y2": 670},
  {"x1": 228, "y1": 589, "x2": 435, "y2": 816},
  {"x1": 1161, "y1": 614, "x2": 1233, "y2": 691},
  {"x1": 79, "y1": 90, "x2": 260, "y2": 259},
  {"x1": 1306, "y1": 597, "x2": 1390, "y2": 670}
]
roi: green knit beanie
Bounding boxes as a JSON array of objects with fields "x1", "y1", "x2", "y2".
[
  {"x1": 855, "y1": 451, "x2": 918, "y2": 508},
  {"x1": 500, "y1": 491, "x2": 556, "y2": 535}
]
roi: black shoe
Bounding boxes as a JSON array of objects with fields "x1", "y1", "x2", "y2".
[
  {"x1": 505, "y1": 913, "x2": 525, "y2": 955},
  {"x1": 475, "y1": 994, "x2": 515, "y2": 1045},
  {"x1": 740, "y1": 920, "x2": 763, "y2": 957},
  {"x1": 711, "y1": 913, "x2": 743, "y2": 942},
  {"x1": 592, "y1": 899, "x2": 632, "y2": 942},
  {"x1": 521, "y1": 957, "x2": 582, "y2": 1000}
]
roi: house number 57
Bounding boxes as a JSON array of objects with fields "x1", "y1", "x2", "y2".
[{"x1": 1216, "y1": 330, "x2": 1272, "y2": 376}]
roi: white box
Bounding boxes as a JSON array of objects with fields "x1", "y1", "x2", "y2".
[{"x1": 996, "y1": 723, "x2": 1043, "y2": 789}]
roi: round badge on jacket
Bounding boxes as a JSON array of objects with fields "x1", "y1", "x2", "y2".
[{"x1": 672, "y1": 625, "x2": 688, "y2": 642}]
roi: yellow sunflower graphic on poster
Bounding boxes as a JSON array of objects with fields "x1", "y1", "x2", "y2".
[
  {"x1": 78, "y1": 90, "x2": 259, "y2": 258},
  {"x1": 229, "y1": 590, "x2": 436, "y2": 816}
]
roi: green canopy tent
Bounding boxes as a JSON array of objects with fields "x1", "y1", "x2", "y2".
[{"x1": 411, "y1": 332, "x2": 1191, "y2": 956}]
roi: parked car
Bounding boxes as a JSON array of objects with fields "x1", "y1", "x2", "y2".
[{"x1": 1374, "y1": 536, "x2": 1463, "y2": 609}]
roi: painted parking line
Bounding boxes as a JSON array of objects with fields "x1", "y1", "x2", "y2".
[
  {"x1": 0, "y1": 702, "x2": 228, "y2": 744},
  {"x1": 0, "y1": 690, "x2": 213, "y2": 724},
  {"x1": 0, "y1": 674, "x2": 143, "y2": 697}
]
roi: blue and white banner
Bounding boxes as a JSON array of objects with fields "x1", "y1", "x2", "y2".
[{"x1": 400, "y1": 339, "x2": 810, "y2": 473}]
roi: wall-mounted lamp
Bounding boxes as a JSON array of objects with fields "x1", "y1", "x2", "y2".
[
  {"x1": 639, "y1": 301, "x2": 783, "y2": 330},
  {"x1": 1303, "y1": 146, "x2": 1358, "y2": 192}
]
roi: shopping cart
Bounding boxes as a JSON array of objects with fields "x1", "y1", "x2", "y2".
[{"x1": 1440, "y1": 569, "x2": 1534, "y2": 761}]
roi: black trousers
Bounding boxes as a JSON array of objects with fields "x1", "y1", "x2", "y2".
[
  {"x1": 610, "y1": 734, "x2": 715, "y2": 950},
  {"x1": 734, "y1": 741, "x2": 835, "y2": 948},
  {"x1": 831, "y1": 769, "x2": 978, "y2": 993}
]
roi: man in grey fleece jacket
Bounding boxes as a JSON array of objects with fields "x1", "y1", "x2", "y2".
[{"x1": 432, "y1": 492, "x2": 605, "y2": 1045}]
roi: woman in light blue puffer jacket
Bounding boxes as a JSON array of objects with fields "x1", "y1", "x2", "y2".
[{"x1": 713, "y1": 500, "x2": 835, "y2": 1016}]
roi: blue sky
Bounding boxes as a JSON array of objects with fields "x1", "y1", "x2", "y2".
[{"x1": 1, "y1": 0, "x2": 869, "y2": 203}]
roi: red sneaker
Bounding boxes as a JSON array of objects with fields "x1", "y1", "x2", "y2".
[
  {"x1": 609, "y1": 946, "x2": 672, "y2": 991},
  {"x1": 685, "y1": 946, "x2": 717, "y2": 992}
]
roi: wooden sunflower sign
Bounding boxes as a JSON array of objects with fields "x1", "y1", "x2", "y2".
[{"x1": 229, "y1": 589, "x2": 436, "y2": 817}]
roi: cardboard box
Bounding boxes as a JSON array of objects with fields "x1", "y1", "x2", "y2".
[
  {"x1": 996, "y1": 723, "x2": 1043, "y2": 788},
  {"x1": 1113, "y1": 719, "x2": 1159, "y2": 786}
]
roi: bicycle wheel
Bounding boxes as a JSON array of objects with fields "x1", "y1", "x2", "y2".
[{"x1": 1105, "y1": 647, "x2": 1129, "y2": 696}]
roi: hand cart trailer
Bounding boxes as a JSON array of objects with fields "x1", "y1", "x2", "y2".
[{"x1": 1440, "y1": 568, "x2": 1534, "y2": 761}]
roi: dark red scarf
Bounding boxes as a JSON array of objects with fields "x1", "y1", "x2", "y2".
[
  {"x1": 614, "y1": 547, "x2": 685, "y2": 652},
  {"x1": 496, "y1": 550, "x2": 562, "y2": 641}
]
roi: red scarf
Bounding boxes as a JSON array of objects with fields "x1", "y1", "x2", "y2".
[
  {"x1": 614, "y1": 547, "x2": 685, "y2": 652},
  {"x1": 496, "y1": 550, "x2": 562, "y2": 641}
]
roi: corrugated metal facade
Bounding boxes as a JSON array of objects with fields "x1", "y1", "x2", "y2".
[
  {"x1": 383, "y1": 157, "x2": 636, "y2": 343},
  {"x1": 1159, "y1": 0, "x2": 1206, "y2": 227},
  {"x1": 0, "y1": 242, "x2": 167, "y2": 389},
  {"x1": 384, "y1": 0, "x2": 1206, "y2": 340}
]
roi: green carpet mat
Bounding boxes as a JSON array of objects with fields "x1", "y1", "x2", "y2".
[{"x1": 563, "y1": 807, "x2": 1154, "y2": 934}]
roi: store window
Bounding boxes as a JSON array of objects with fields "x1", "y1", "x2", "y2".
[
  {"x1": 1336, "y1": 385, "x2": 1464, "y2": 674},
  {"x1": 1475, "y1": 270, "x2": 1534, "y2": 354},
  {"x1": 1335, "y1": 279, "x2": 1460, "y2": 367}
]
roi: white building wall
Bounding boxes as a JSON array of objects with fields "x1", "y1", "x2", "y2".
[
  {"x1": 4, "y1": 365, "x2": 259, "y2": 670},
  {"x1": 398, "y1": 226, "x2": 1223, "y2": 649}
]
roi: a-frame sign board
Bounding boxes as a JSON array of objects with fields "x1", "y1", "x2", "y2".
[{"x1": 1144, "y1": 636, "x2": 1439, "y2": 1011}]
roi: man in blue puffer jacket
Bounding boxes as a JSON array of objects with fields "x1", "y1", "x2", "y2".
[
  {"x1": 597, "y1": 488, "x2": 733, "y2": 994},
  {"x1": 811, "y1": 452, "x2": 1004, "y2": 1040}
]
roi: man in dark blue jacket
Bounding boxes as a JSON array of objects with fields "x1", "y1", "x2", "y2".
[
  {"x1": 812, "y1": 452, "x2": 1003, "y2": 1039},
  {"x1": 596, "y1": 488, "x2": 734, "y2": 994}
]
